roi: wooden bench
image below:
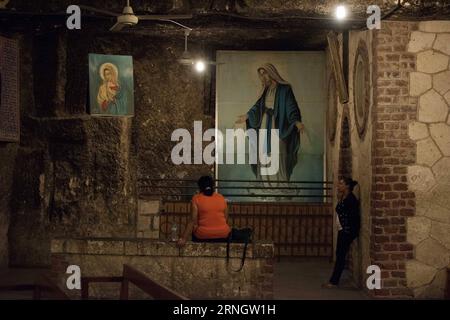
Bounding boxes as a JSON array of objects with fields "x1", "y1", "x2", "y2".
[{"x1": 81, "y1": 264, "x2": 188, "y2": 300}]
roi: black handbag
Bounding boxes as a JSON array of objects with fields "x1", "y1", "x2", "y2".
[{"x1": 226, "y1": 227, "x2": 253, "y2": 272}]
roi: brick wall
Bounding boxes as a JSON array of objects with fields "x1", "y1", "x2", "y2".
[{"x1": 370, "y1": 21, "x2": 418, "y2": 298}]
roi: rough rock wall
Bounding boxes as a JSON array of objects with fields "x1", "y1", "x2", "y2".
[
  {"x1": 6, "y1": 30, "x2": 214, "y2": 266},
  {"x1": 132, "y1": 37, "x2": 214, "y2": 182},
  {"x1": 0, "y1": 33, "x2": 35, "y2": 267}
]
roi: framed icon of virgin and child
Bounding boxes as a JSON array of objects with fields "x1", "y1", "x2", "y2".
[{"x1": 215, "y1": 51, "x2": 326, "y2": 202}]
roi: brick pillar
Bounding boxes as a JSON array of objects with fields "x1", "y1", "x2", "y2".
[{"x1": 370, "y1": 22, "x2": 417, "y2": 298}]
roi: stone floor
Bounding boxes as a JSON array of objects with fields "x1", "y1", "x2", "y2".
[
  {"x1": 274, "y1": 257, "x2": 370, "y2": 300},
  {"x1": 0, "y1": 258, "x2": 370, "y2": 300}
]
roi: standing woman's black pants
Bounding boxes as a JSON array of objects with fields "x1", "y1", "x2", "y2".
[{"x1": 329, "y1": 230, "x2": 357, "y2": 285}]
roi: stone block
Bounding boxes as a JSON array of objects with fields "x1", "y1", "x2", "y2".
[
  {"x1": 444, "y1": 92, "x2": 450, "y2": 107},
  {"x1": 432, "y1": 157, "x2": 450, "y2": 182},
  {"x1": 430, "y1": 183, "x2": 450, "y2": 209},
  {"x1": 408, "y1": 121, "x2": 429, "y2": 140},
  {"x1": 408, "y1": 31, "x2": 436, "y2": 53},
  {"x1": 408, "y1": 165, "x2": 436, "y2": 193},
  {"x1": 86, "y1": 240, "x2": 124, "y2": 255},
  {"x1": 138, "y1": 200, "x2": 160, "y2": 214},
  {"x1": 415, "y1": 200, "x2": 428, "y2": 216},
  {"x1": 252, "y1": 243, "x2": 275, "y2": 259},
  {"x1": 180, "y1": 242, "x2": 253, "y2": 259},
  {"x1": 418, "y1": 90, "x2": 449, "y2": 123},
  {"x1": 416, "y1": 138, "x2": 442, "y2": 167},
  {"x1": 137, "y1": 215, "x2": 151, "y2": 232},
  {"x1": 419, "y1": 21, "x2": 450, "y2": 33},
  {"x1": 152, "y1": 215, "x2": 160, "y2": 230},
  {"x1": 424, "y1": 203, "x2": 450, "y2": 224},
  {"x1": 407, "y1": 216, "x2": 431, "y2": 245},
  {"x1": 430, "y1": 221, "x2": 450, "y2": 250},
  {"x1": 430, "y1": 124, "x2": 450, "y2": 156},
  {"x1": 433, "y1": 34, "x2": 450, "y2": 56},
  {"x1": 409, "y1": 72, "x2": 432, "y2": 96},
  {"x1": 124, "y1": 241, "x2": 139, "y2": 255},
  {"x1": 51, "y1": 239, "x2": 65, "y2": 253},
  {"x1": 140, "y1": 230, "x2": 160, "y2": 239},
  {"x1": 417, "y1": 50, "x2": 449, "y2": 74},
  {"x1": 135, "y1": 240, "x2": 178, "y2": 256},
  {"x1": 414, "y1": 268, "x2": 446, "y2": 299},
  {"x1": 433, "y1": 70, "x2": 450, "y2": 95},
  {"x1": 416, "y1": 238, "x2": 449, "y2": 269},
  {"x1": 406, "y1": 259, "x2": 436, "y2": 288},
  {"x1": 65, "y1": 239, "x2": 88, "y2": 254}
]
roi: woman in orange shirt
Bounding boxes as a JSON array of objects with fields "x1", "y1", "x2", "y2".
[{"x1": 177, "y1": 176, "x2": 231, "y2": 246}]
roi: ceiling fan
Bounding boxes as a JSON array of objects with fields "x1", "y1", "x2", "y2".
[
  {"x1": 80, "y1": 0, "x2": 218, "y2": 69},
  {"x1": 80, "y1": 0, "x2": 193, "y2": 32}
]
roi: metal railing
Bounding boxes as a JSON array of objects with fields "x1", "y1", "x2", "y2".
[
  {"x1": 139, "y1": 177, "x2": 333, "y2": 202},
  {"x1": 81, "y1": 264, "x2": 188, "y2": 300},
  {"x1": 138, "y1": 178, "x2": 334, "y2": 258}
]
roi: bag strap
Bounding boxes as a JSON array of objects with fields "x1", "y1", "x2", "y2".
[
  {"x1": 226, "y1": 234, "x2": 231, "y2": 264},
  {"x1": 226, "y1": 236, "x2": 249, "y2": 273}
]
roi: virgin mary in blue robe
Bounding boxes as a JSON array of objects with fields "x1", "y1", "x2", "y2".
[{"x1": 245, "y1": 63, "x2": 303, "y2": 181}]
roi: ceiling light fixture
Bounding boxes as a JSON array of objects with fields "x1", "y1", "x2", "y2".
[
  {"x1": 176, "y1": 27, "x2": 218, "y2": 69},
  {"x1": 194, "y1": 60, "x2": 206, "y2": 73},
  {"x1": 178, "y1": 29, "x2": 194, "y2": 65},
  {"x1": 335, "y1": 5, "x2": 347, "y2": 20}
]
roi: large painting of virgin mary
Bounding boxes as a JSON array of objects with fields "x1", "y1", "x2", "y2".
[
  {"x1": 89, "y1": 53, "x2": 134, "y2": 116},
  {"x1": 234, "y1": 63, "x2": 305, "y2": 182},
  {"x1": 216, "y1": 51, "x2": 326, "y2": 202}
]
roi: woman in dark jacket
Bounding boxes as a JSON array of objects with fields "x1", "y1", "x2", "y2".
[{"x1": 323, "y1": 177, "x2": 360, "y2": 288}]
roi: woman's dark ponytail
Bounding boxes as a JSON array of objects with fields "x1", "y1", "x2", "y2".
[
  {"x1": 343, "y1": 177, "x2": 358, "y2": 192},
  {"x1": 198, "y1": 175, "x2": 214, "y2": 196}
]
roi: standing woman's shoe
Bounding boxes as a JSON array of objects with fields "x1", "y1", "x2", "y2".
[{"x1": 321, "y1": 283, "x2": 338, "y2": 289}]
